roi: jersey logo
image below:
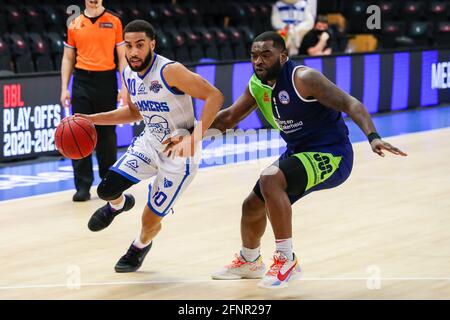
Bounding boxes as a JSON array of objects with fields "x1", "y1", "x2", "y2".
[
  {"x1": 313, "y1": 153, "x2": 333, "y2": 180},
  {"x1": 278, "y1": 91, "x2": 290, "y2": 105},
  {"x1": 138, "y1": 83, "x2": 147, "y2": 95},
  {"x1": 143, "y1": 115, "x2": 171, "y2": 142},
  {"x1": 150, "y1": 80, "x2": 163, "y2": 93},
  {"x1": 99, "y1": 22, "x2": 113, "y2": 28},
  {"x1": 126, "y1": 159, "x2": 139, "y2": 169},
  {"x1": 163, "y1": 178, "x2": 173, "y2": 188},
  {"x1": 124, "y1": 159, "x2": 139, "y2": 172},
  {"x1": 263, "y1": 92, "x2": 270, "y2": 103}
]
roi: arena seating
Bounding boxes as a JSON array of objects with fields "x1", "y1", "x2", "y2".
[
  {"x1": 0, "y1": 36, "x2": 13, "y2": 72},
  {"x1": 328, "y1": 0, "x2": 450, "y2": 50},
  {"x1": 0, "y1": 0, "x2": 448, "y2": 74},
  {"x1": 0, "y1": 0, "x2": 274, "y2": 73}
]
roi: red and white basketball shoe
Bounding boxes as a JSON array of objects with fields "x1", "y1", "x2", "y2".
[
  {"x1": 257, "y1": 251, "x2": 302, "y2": 289},
  {"x1": 211, "y1": 253, "x2": 266, "y2": 280}
]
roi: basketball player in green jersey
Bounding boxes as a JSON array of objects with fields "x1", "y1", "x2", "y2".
[{"x1": 167, "y1": 31, "x2": 406, "y2": 289}]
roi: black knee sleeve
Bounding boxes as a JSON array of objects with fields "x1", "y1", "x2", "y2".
[
  {"x1": 97, "y1": 170, "x2": 135, "y2": 201},
  {"x1": 279, "y1": 156, "x2": 308, "y2": 195},
  {"x1": 252, "y1": 156, "x2": 308, "y2": 202}
]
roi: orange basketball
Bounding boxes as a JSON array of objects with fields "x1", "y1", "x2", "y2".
[{"x1": 54, "y1": 116, "x2": 97, "y2": 160}]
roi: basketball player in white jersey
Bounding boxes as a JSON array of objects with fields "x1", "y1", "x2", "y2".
[{"x1": 75, "y1": 20, "x2": 224, "y2": 272}]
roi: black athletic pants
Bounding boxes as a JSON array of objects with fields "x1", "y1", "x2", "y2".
[{"x1": 71, "y1": 68, "x2": 118, "y2": 192}]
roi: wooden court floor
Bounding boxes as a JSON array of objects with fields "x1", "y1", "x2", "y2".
[{"x1": 0, "y1": 128, "x2": 449, "y2": 299}]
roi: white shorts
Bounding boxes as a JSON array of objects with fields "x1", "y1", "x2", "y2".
[{"x1": 110, "y1": 134, "x2": 199, "y2": 217}]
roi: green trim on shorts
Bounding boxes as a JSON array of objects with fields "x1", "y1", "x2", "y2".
[{"x1": 294, "y1": 152, "x2": 342, "y2": 191}]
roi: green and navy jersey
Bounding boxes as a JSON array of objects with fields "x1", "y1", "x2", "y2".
[{"x1": 248, "y1": 59, "x2": 350, "y2": 152}]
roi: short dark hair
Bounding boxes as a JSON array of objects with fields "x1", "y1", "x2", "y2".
[
  {"x1": 123, "y1": 19, "x2": 156, "y2": 40},
  {"x1": 252, "y1": 31, "x2": 287, "y2": 52},
  {"x1": 315, "y1": 14, "x2": 328, "y2": 24}
]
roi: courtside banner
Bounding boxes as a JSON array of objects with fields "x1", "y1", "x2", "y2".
[
  {"x1": 0, "y1": 75, "x2": 62, "y2": 162},
  {"x1": 1, "y1": 48, "x2": 449, "y2": 162}
]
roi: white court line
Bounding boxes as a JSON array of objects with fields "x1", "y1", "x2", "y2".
[
  {"x1": 0, "y1": 279, "x2": 213, "y2": 290},
  {"x1": 2, "y1": 277, "x2": 450, "y2": 291}
]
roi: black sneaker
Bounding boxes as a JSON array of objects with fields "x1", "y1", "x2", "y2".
[
  {"x1": 73, "y1": 189, "x2": 91, "y2": 202},
  {"x1": 115, "y1": 241, "x2": 153, "y2": 273},
  {"x1": 87, "y1": 194, "x2": 135, "y2": 232}
]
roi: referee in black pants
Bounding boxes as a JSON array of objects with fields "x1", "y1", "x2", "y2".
[{"x1": 61, "y1": 0, "x2": 127, "y2": 201}]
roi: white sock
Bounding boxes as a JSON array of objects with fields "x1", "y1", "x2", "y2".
[
  {"x1": 133, "y1": 237, "x2": 152, "y2": 249},
  {"x1": 276, "y1": 238, "x2": 294, "y2": 261},
  {"x1": 241, "y1": 246, "x2": 260, "y2": 262},
  {"x1": 110, "y1": 195, "x2": 126, "y2": 211}
]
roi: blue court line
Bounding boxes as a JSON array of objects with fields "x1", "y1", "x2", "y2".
[{"x1": 1, "y1": 105, "x2": 450, "y2": 202}]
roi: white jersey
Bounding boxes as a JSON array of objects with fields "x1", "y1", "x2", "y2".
[
  {"x1": 123, "y1": 54, "x2": 195, "y2": 152},
  {"x1": 115, "y1": 54, "x2": 199, "y2": 216}
]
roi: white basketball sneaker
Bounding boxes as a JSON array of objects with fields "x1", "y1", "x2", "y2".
[
  {"x1": 257, "y1": 251, "x2": 302, "y2": 289},
  {"x1": 211, "y1": 253, "x2": 266, "y2": 280}
]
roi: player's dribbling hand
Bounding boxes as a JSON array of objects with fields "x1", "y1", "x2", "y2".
[
  {"x1": 370, "y1": 139, "x2": 408, "y2": 157},
  {"x1": 162, "y1": 135, "x2": 196, "y2": 158}
]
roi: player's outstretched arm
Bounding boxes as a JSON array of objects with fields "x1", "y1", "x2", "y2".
[
  {"x1": 209, "y1": 86, "x2": 258, "y2": 133},
  {"x1": 162, "y1": 62, "x2": 224, "y2": 157},
  {"x1": 75, "y1": 91, "x2": 142, "y2": 125},
  {"x1": 294, "y1": 67, "x2": 407, "y2": 157}
]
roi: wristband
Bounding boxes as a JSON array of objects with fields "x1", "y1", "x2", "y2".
[{"x1": 367, "y1": 132, "x2": 381, "y2": 143}]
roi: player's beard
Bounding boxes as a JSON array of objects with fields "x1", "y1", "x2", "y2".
[
  {"x1": 127, "y1": 51, "x2": 153, "y2": 72},
  {"x1": 254, "y1": 59, "x2": 282, "y2": 83}
]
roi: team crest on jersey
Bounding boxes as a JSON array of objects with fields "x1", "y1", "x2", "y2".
[
  {"x1": 143, "y1": 115, "x2": 171, "y2": 142},
  {"x1": 278, "y1": 91, "x2": 290, "y2": 105},
  {"x1": 263, "y1": 92, "x2": 270, "y2": 103},
  {"x1": 150, "y1": 80, "x2": 163, "y2": 93},
  {"x1": 163, "y1": 178, "x2": 173, "y2": 188}
]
